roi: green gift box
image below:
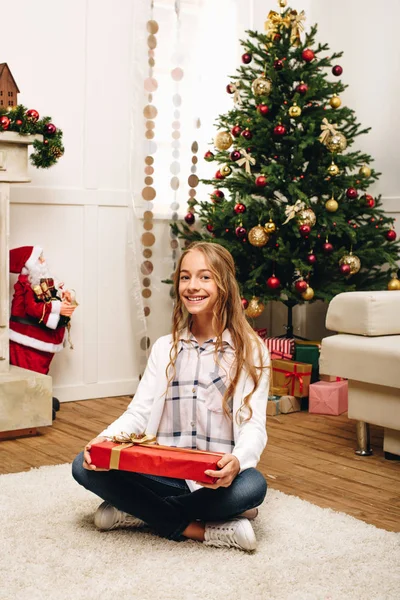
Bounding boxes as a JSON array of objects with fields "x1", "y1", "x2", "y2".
[{"x1": 294, "y1": 343, "x2": 320, "y2": 383}]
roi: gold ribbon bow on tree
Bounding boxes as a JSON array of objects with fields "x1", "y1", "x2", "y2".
[
  {"x1": 288, "y1": 10, "x2": 305, "y2": 45},
  {"x1": 237, "y1": 149, "x2": 256, "y2": 174},
  {"x1": 283, "y1": 199, "x2": 306, "y2": 224},
  {"x1": 264, "y1": 10, "x2": 290, "y2": 38},
  {"x1": 229, "y1": 82, "x2": 242, "y2": 105},
  {"x1": 319, "y1": 118, "x2": 339, "y2": 145}
]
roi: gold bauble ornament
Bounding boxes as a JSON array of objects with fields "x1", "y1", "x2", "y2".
[
  {"x1": 220, "y1": 164, "x2": 231, "y2": 176},
  {"x1": 327, "y1": 162, "x2": 340, "y2": 176},
  {"x1": 297, "y1": 208, "x2": 316, "y2": 227},
  {"x1": 248, "y1": 225, "x2": 269, "y2": 247},
  {"x1": 339, "y1": 253, "x2": 361, "y2": 275},
  {"x1": 325, "y1": 132, "x2": 347, "y2": 153},
  {"x1": 288, "y1": 103, "x2": 302, "y2": 118},
  {"x1": 264, "y1": 219, "x2": 277, "y2": 234},
  {"x1": 279, "y1": 0, "x2": 287, "y2": 7},
  {"x1": 325, "y1": 198, "x2": 338, "y2": 212},
  {"x1": 251, "y1": 76, "x2": 272, "y2": 96},
  {"x1": 245, "y1": 297, "x2": 265, "y2": 318},
  {"x1": 329, "y1": 95, "x2": 342, "y2": 109},
  {"x1": 301, "y1": 286, "x2": 315, "y2": 301},
  {"x1": 214, "y1": 131, "x2": 233, "y2": 151},
  {"x1": 388, "y1": 275, "x2": 400, "y2": 291},
  {"x1": 359, "y1": 165, "x2": 372, "y2": 178}
]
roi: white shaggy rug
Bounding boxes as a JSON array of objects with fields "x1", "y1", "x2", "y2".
[{"x1": 1, "y1": 464, "x2": 399, "y2": 600}]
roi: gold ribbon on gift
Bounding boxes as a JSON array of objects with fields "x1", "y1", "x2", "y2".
[
  {"x1": 319, "y1": 118, "x2": 339, "y2": 145},
  {"x1": 288, "y1": 10, "x2": 305, "y2": 46},
  {"x1": 283, "y1": 199, "x2": 305, "y2": 224},
  {"x1": 237, "y1": 149, "x2": 256, "y2": 174}
]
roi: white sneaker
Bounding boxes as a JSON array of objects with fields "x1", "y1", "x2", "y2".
[
  {"x1": 204, "y1": 518, "x2": 256, "y2": 551},
  {"x1": 94, "y1": 501, "x2": 146, "y2": 531}
]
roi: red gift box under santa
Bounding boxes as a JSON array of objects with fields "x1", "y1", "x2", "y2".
[
  {"x1": 90, "y1": 439, "x2": 223, "y2": 484},
  {"x1": 309, "y1": 380, "x2": 348, "y2": 415}
]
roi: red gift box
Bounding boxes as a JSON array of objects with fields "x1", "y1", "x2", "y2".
[
  {"x1": 90, "y1": 440, "x2": 223, "y2": 484},
  {"x1": 265, "y1": 337, "x2": 295, "y2": 360},
  {"x1": 309, "y1": 380, "x2": 348, "y2": 415}
]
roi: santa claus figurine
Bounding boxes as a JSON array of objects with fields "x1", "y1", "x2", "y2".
[{"x1": 9, "y1": 246, "x2": 77, "y2": 417}]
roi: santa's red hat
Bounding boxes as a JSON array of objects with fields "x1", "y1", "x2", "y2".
[{"x1": 10, "y1": 246, "x2": 43, "y2": 274}]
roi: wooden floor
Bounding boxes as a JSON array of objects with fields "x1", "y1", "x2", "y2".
[{"x1": 1, "y1": 396, "x2": 399, "y2": 532}]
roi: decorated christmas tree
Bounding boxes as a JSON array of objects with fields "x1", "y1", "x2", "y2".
[{"x1": 171, "y1": 0, "x2": 400, "y2": 322}]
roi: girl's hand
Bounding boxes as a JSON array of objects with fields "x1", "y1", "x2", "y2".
[
  {"x1": 83, "y1": 436, "x2": 108, "y2": 470},
  {"x1": 199, "y1": 454, "x2": 240, "y2": 489}
]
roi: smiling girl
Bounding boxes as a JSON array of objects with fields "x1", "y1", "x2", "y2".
[{"x1": 72, "y1": 241, "x2": 270, "y2": 551}]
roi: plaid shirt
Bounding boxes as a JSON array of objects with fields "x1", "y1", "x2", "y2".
[{"x1": 157, "y1": 329, "x2": 235, "y2": 453}]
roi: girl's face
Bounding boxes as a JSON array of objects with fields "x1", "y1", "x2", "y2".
[{"x1": 179, "y1": 249, "x2": 219, "y2": 318}]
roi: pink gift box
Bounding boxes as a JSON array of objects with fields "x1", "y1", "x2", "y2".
[{"x1": 309, "y1": 380, "x2": 348, "y2": 415}]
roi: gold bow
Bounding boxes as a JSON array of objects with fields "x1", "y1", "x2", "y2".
[
  {"x1": 283, "y1": 199, "x2": 305, "y2": 224},
  {"x1": 111, "y1": 432, "x2": 157, "y2": 445},
  {"x1": 288, "y1": 10, "x2": 305, "y2": 45},
  {"x1": 264, "y1": 10, "x2": 290, "y2": 38},
  {"x1": 229, "y1": 82, "x2": 242, "y2": 105},
  {"x1": 319, "y1": 118, "x2": 339, "y2": 145},
  {"x1": 237, "y1": 149, "x2": 256, "y2": 174}
]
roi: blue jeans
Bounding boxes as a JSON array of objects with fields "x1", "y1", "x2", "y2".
[{"x1": 72, "y1": 452, "x2": 267, "y2": 541}]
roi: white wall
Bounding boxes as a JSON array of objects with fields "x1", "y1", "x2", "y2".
[{"x1": 3, "y1": 0, "x2": 400, "y2": 401}]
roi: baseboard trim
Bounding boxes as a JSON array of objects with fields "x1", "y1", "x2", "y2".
[{"x1": 53, "y1": 378, "x2": 139, "y2": 402}]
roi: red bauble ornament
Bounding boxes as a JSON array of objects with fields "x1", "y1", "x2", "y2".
[
  {"x1": 44, "y1": 139, "x2": 49, "y2": 145},
  {"x1": 296, "y1": 83, "x2": 308, "y2": 95},
  {"x1": 365, "y1": 194, "x2": 375, "y2": 208},
  {"x1": 274, "y1": 59, "x2": 284, "y2": 70},
  {"x1": 323, "y1": 242, "x2": 334, "y2": 253},
  {"x1": 295, "y1": 280, "x2": 308, "y2": 293},
  {"x1": 184, "y1": 212, "x2": 195, "y2": 225},
  {"x1": 235, "y1": 226, "x2": 247, "y2": 239},
  {"x1": 44, "y1": 123, "x2": 57, "y2": 135},
  {"x1": 346, "y1": 187, "x2": 358, "y2": 199},
  {"x1": 299, "y1": 224, "x2": 311, "y2": 237},
  {"x1": 241, "y1": 298, "x2": 249, "y2": 310},
  {"x1": 267, "y1": 276, "x2": 281, "y2": 289},
  {"x1": 274, "y1": 34, "x2": 281, "y2": 42},
  {"x1": 242, "y1": 129, "x2": 253, "y2": 140},
  {"x1": 215, "y1": 170, "x2": 224, "y2": 179},
  {"x1": 0, "y1": 116, "x2": 10, "y2": 130},
  {"x1": 230, "y1": 150, "x2": 241, "y2": 161},
  {"x1": 332, "y1": 65, "x2": 343, "y2": 76},
  {"x1": 204, "y1": 150, "x2": 214, "y2": 162},
  {"x1": 15, "y1": 119, "x2": 22, "y2": 126},
  {"x1": 242, "y1": 53, "x2": 252, "y2": 64},
  {"x1": 206, "y1": 224, "x2": 214, "y2": 232},
  {"x1": 226, "y1": 84, "x2": 234, "y2": 94},
  {"x1": 211, "y1": 190, "x2": 224, "y2": 203},
  {"x1": 340, "y1": 264, "x2": 351, "y2": 275},
  {"x1": 257, "y1": 104, "x2": 269, "y2": 116},
  {"x1": 26, "y1": 109, "x2": 39, "y2": 122},
  {"x1": 273, "y1": 124, "x2": 286, "y2": 136},
  {"x1": 231, "y1": 125, "x2": 242, "y2": 138},
  {"x1": 234, "y1": 203, "x2": 246, "y2": 214},
  {"x1": 386, "y1": 229, "x2": 397, "y2": 241},
  {"x1": 302, "y1": 49, "x2": 315, "y2": 62},
  {"x1": 255, "y1": 175, "x2": 267, "y2": 187},
  {"x1": 307, "y1": 254, "x2": 317, "y2": 264}
]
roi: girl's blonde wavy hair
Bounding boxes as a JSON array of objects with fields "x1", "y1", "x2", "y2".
[{"x1": 166, "y1": 241, "x2": 267, "y2": 422}]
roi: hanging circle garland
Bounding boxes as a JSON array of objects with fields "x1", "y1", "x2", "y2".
[{"x1": 0, "y1": 104, "x2": 64, "y2": 168}]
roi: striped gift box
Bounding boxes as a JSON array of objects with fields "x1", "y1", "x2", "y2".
[{"x1": 265, "y1": 336, "x2": 295, "y2": 360}]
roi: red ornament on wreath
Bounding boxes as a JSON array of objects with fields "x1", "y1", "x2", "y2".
[
  {"x1": 299, "y1": 224, "x2": 311, "y2": 237},
  {"x1": 241, "y1": 298, "x2": 249, "y2": 310},
  {"x1": 242, "y1": 129, "x2": 253, "y2": 140},
  {"x1": 231, "y1": 125, "x2": 241, "y2": 138},
  {"x1": 211, "y1": 190, "x2": 224, "y2": 203},
  {"x1": 323, "y1": 242, "x2": 334, "y2": 253},
  {"x1": 255, "y1": 175, "x2": 267, "y2": 187},
  {"x1": 26, "y1": 109, "x2": 39, "y2": 122},
  {"x1": 0, "y1": 116, "x2": 10, "y2": 130},
  {"x1": 332, "y1": 65, "x2": 343, "y2": 76},
  {"x1": 386, "y1": 229, "x2": 397, "y2": 241},
  {"x1": 296, "y1": 82, "x2": 308, "y2": 95},
  {"x1": 274, "y1": 124, "x2": 286, "y2": 136},
  {"x1": 267, "y1": 276, "x2": 281, "y2": 290},
  {"x1": 295, "y1": 280, "x2": 308, "y2": 293},
  {"x1": 234, "y1": 203, "x2": 246, "y2": 214},
  {"x1": 346, "y1": 187, "x2": 358, "y2": 199},
  {"x1": 365, "y1": 194, "x2": 375, "y2": 208},
  {"x1": 184, "y1": 213, "x2": 195, "y2": 225},
  {"x1": 235, "y1": 226, "x2": 247, "y2": 239},
  {"x1": 307, "y1": 253, "x2": 317, "y2": 265},
  {"x1": 44, "y1": 123, "x2": 57, "y2": 135},
  {"x1": 206, "y1": 224, "x2": 214, "y2": 232},
  {"x1": 242, "y1": 53, "x2": 252, "y2": 64},
  {"x1": 340, "y1": 263, "x2": 351, "y2": 275},
  {"x1": 257, "y1": 104, "x2": 269, "y2": 116},
  {"x1": 302, "y1": 49, "x2": 315, "y2": 62},
  {"x1": 204, "y1": 150, "x2": 214, "y2": 162}
]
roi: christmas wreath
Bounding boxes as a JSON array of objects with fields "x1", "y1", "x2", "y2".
[{"x1": 0, "y1": 104, "x2": 64, "y2": 168}]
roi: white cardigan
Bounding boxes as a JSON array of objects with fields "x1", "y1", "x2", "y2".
[{"x1": 101, "y1": 334, "x2": 270, "y2": 471}]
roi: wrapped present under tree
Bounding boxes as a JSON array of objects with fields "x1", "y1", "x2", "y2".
[{"x1": 272, "y1": 359, "x2": 312, "y2": 398}]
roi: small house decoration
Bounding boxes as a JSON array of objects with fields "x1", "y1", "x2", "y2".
[{"x1": 0, "y1": 63, "x2": 19, "y2": 108}]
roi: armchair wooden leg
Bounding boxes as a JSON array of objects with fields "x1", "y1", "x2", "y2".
[{"x1": 355, "y1": 421, "x2": 373, "y2": 456}]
